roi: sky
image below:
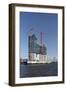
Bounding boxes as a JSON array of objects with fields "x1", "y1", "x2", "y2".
[{"x1": 20, "y1": 12, "x2": 58, "y2": 59}]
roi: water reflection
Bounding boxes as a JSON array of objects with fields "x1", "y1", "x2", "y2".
[{"x1": 20, "y1": 62, "x2": 58, "y2": 78}]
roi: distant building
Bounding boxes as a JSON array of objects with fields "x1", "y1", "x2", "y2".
[{"x1": 28, "y1": 34, "x2": 47, "y2": 63}]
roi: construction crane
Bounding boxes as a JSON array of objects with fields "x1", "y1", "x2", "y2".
[
  {"x1": 40, "y1": 32, "x2": 42, "y2": 45},
  {"x1": 28, "y1": 27, "x2": 34, "y2": 36}
]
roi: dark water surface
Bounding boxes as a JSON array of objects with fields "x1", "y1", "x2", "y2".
[{"x1": 20, "y1": 62, "x2": 58, "y2": 78}]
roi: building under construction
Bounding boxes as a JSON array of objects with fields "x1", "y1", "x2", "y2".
[{"x1": 28, "y1": 32, "x2": 47, "y2": 63}]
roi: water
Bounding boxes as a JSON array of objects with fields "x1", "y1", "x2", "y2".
[{"x1": 20, "y1": 62, "x2": 58, "y2": 78}]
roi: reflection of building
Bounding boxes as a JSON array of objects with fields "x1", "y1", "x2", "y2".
[{"x1": 28, "y1": 34, "x2": 47, "y2": 63}]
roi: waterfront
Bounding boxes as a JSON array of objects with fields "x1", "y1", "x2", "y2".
[{"x1": 20, "y1": 62, "x2": 58, "y2": 78}]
